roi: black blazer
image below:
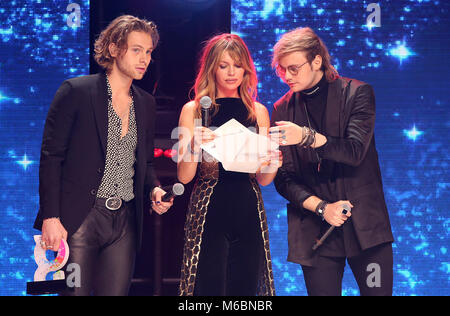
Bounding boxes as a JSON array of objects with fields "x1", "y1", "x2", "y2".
[
  {"x1": 271, "y1": 77, "x2": 394, "y2": 266},
  {"x1": 34, "y1": 72, "x2": 160, "y2": 248}
]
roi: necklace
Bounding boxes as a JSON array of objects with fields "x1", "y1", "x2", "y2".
[
  {"x1": 302, "y1": 86, "x2": 320, "y2": 96},
  {"x1": 106, "y1": 75, "x2": 133, "y2": 121}
]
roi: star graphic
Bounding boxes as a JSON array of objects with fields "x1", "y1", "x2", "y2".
[
  {"x1": 17, "y1": 154, "x2": 33, "y2": 171},
  {"x1": 403, "y1": 125, "x2": 424, "y2": 142},
  {"x1": 389, "y1": 41, "x2": 415, "y2": 64}
]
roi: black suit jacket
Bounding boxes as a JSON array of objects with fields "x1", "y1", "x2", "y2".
[
  {"x1": 272, "y1": 77, "x2": 394, "y2": 266},
  {"x1": 34, "y1": 72, "x2": 160, "y2": 248}
]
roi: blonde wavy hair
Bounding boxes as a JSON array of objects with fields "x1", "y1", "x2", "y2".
[
  {"x1": 272, "y1": 27, "x2": 339, "y2": 82},
  {"x1": 192, "y1": 33, "x2": 258, "y2": 121}
]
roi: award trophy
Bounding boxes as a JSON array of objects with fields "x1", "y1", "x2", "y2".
[{"x1": 26, "y1": 235, "x2": 70, "y2": 295}]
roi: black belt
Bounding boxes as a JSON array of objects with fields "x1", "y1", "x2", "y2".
[{"x1": 95, "y1": 197, "x2": 133, "y2": 211}]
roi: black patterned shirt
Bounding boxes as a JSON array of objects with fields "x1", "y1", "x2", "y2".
[{"x1": 96, "y1": 76, "x2": 137, "y2": 201}]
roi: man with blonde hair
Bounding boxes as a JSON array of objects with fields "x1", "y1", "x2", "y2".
[
  {"x1": 269, "y1": 27, "x2": 394, "y2": 296},
  {"x1": 34, "y1": 15, "x2": 173, "y2": 295}
]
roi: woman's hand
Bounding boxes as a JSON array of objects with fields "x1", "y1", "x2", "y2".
[
  {"x1": 191, "y1": 126, "x2": 216, "y2": 152},
  {"x1": 258, "y1": 150, "x2": 283, "y2": 174}
]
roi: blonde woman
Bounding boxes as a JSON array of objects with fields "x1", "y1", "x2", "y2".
[{"x1": 177, "y1": 34, "x2": 280, "y2": 296}]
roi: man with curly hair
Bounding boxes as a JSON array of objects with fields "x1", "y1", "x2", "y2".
[{"x1": 34, "y1": 15, "x2": 173, "y2": 296}]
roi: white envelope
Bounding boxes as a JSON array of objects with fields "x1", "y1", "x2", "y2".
[{"x1": 200, "y1": 119, "x2": 279, "y2": 173}]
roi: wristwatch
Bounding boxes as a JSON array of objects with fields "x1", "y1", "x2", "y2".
[{"x1": 315, "y1": 200, "x2": 328, "y2": 221}]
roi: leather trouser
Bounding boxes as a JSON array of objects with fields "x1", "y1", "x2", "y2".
[{"x1": 62, "y1": 199, "x2": 137, "y2": 296}]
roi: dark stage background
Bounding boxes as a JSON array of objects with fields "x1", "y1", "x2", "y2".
[{"x1": 0, "y1": 0, "x2": 448, "y2": 296}]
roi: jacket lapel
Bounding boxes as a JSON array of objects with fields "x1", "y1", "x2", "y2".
[
  {"x1": 325, "y1": 78, "x2": 343, "y2": 138},
  {"x1": 90, "y1": 73, "x2": 108, "y2": 158},
  {"x1": 291, "y1": 92, "x2": 306, "y2": 172},
  {"x1": 132, "y1": 85, "x2": 145, "y2": 179},
  {"x1": 287, "y1": 92, "x2": 295, "y2": 122},
  {"x1": 292, "y1": 92, "x2": 310, "y2": 165}
]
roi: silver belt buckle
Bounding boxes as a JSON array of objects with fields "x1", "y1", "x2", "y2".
[{"x1": 105, "y1": 197, "x2": 122, "y2": 211}]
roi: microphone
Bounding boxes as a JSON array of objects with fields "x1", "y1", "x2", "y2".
[
  {"x1": 161, "y1": 183, "x2": 185, "y2": 202},
  {"x1": 200, "y1": 96, "x2": 212, "y2": 127},
  {"x1": 312, "y1": 204, "x2": 351, "y2": 251}
]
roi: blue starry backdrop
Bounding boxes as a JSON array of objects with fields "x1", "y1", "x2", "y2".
[
  {"x1": 231, "y1": 0, "x2": 449, "y2": 295},
  {"x1": 0, "y1": 0, "x2": 89, "y2": 295},
  {"x1": 0, "y1": 0, "x2": 448, "y2": 296}
]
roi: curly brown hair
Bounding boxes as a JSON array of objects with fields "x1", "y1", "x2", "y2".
[{"x1": 94, "y1": 15, "x2": 159, "y2": 72}]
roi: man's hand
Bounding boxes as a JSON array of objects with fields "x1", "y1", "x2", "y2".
[
  {"x1": 151, "y1": 187, "x2": 174, "y2": 215},
  {"x1": 41, "y1": 218, "x2": 68, "y2": 251},
  {"x1": 323, "y1": 200, "x2": 353, "y2": 227},
  {"x1": 269, "y1": 121, "x2": 327, "y2": 148},
  {"x1": 269, "y1": 121, "x2": 304, "y2": 146}
]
